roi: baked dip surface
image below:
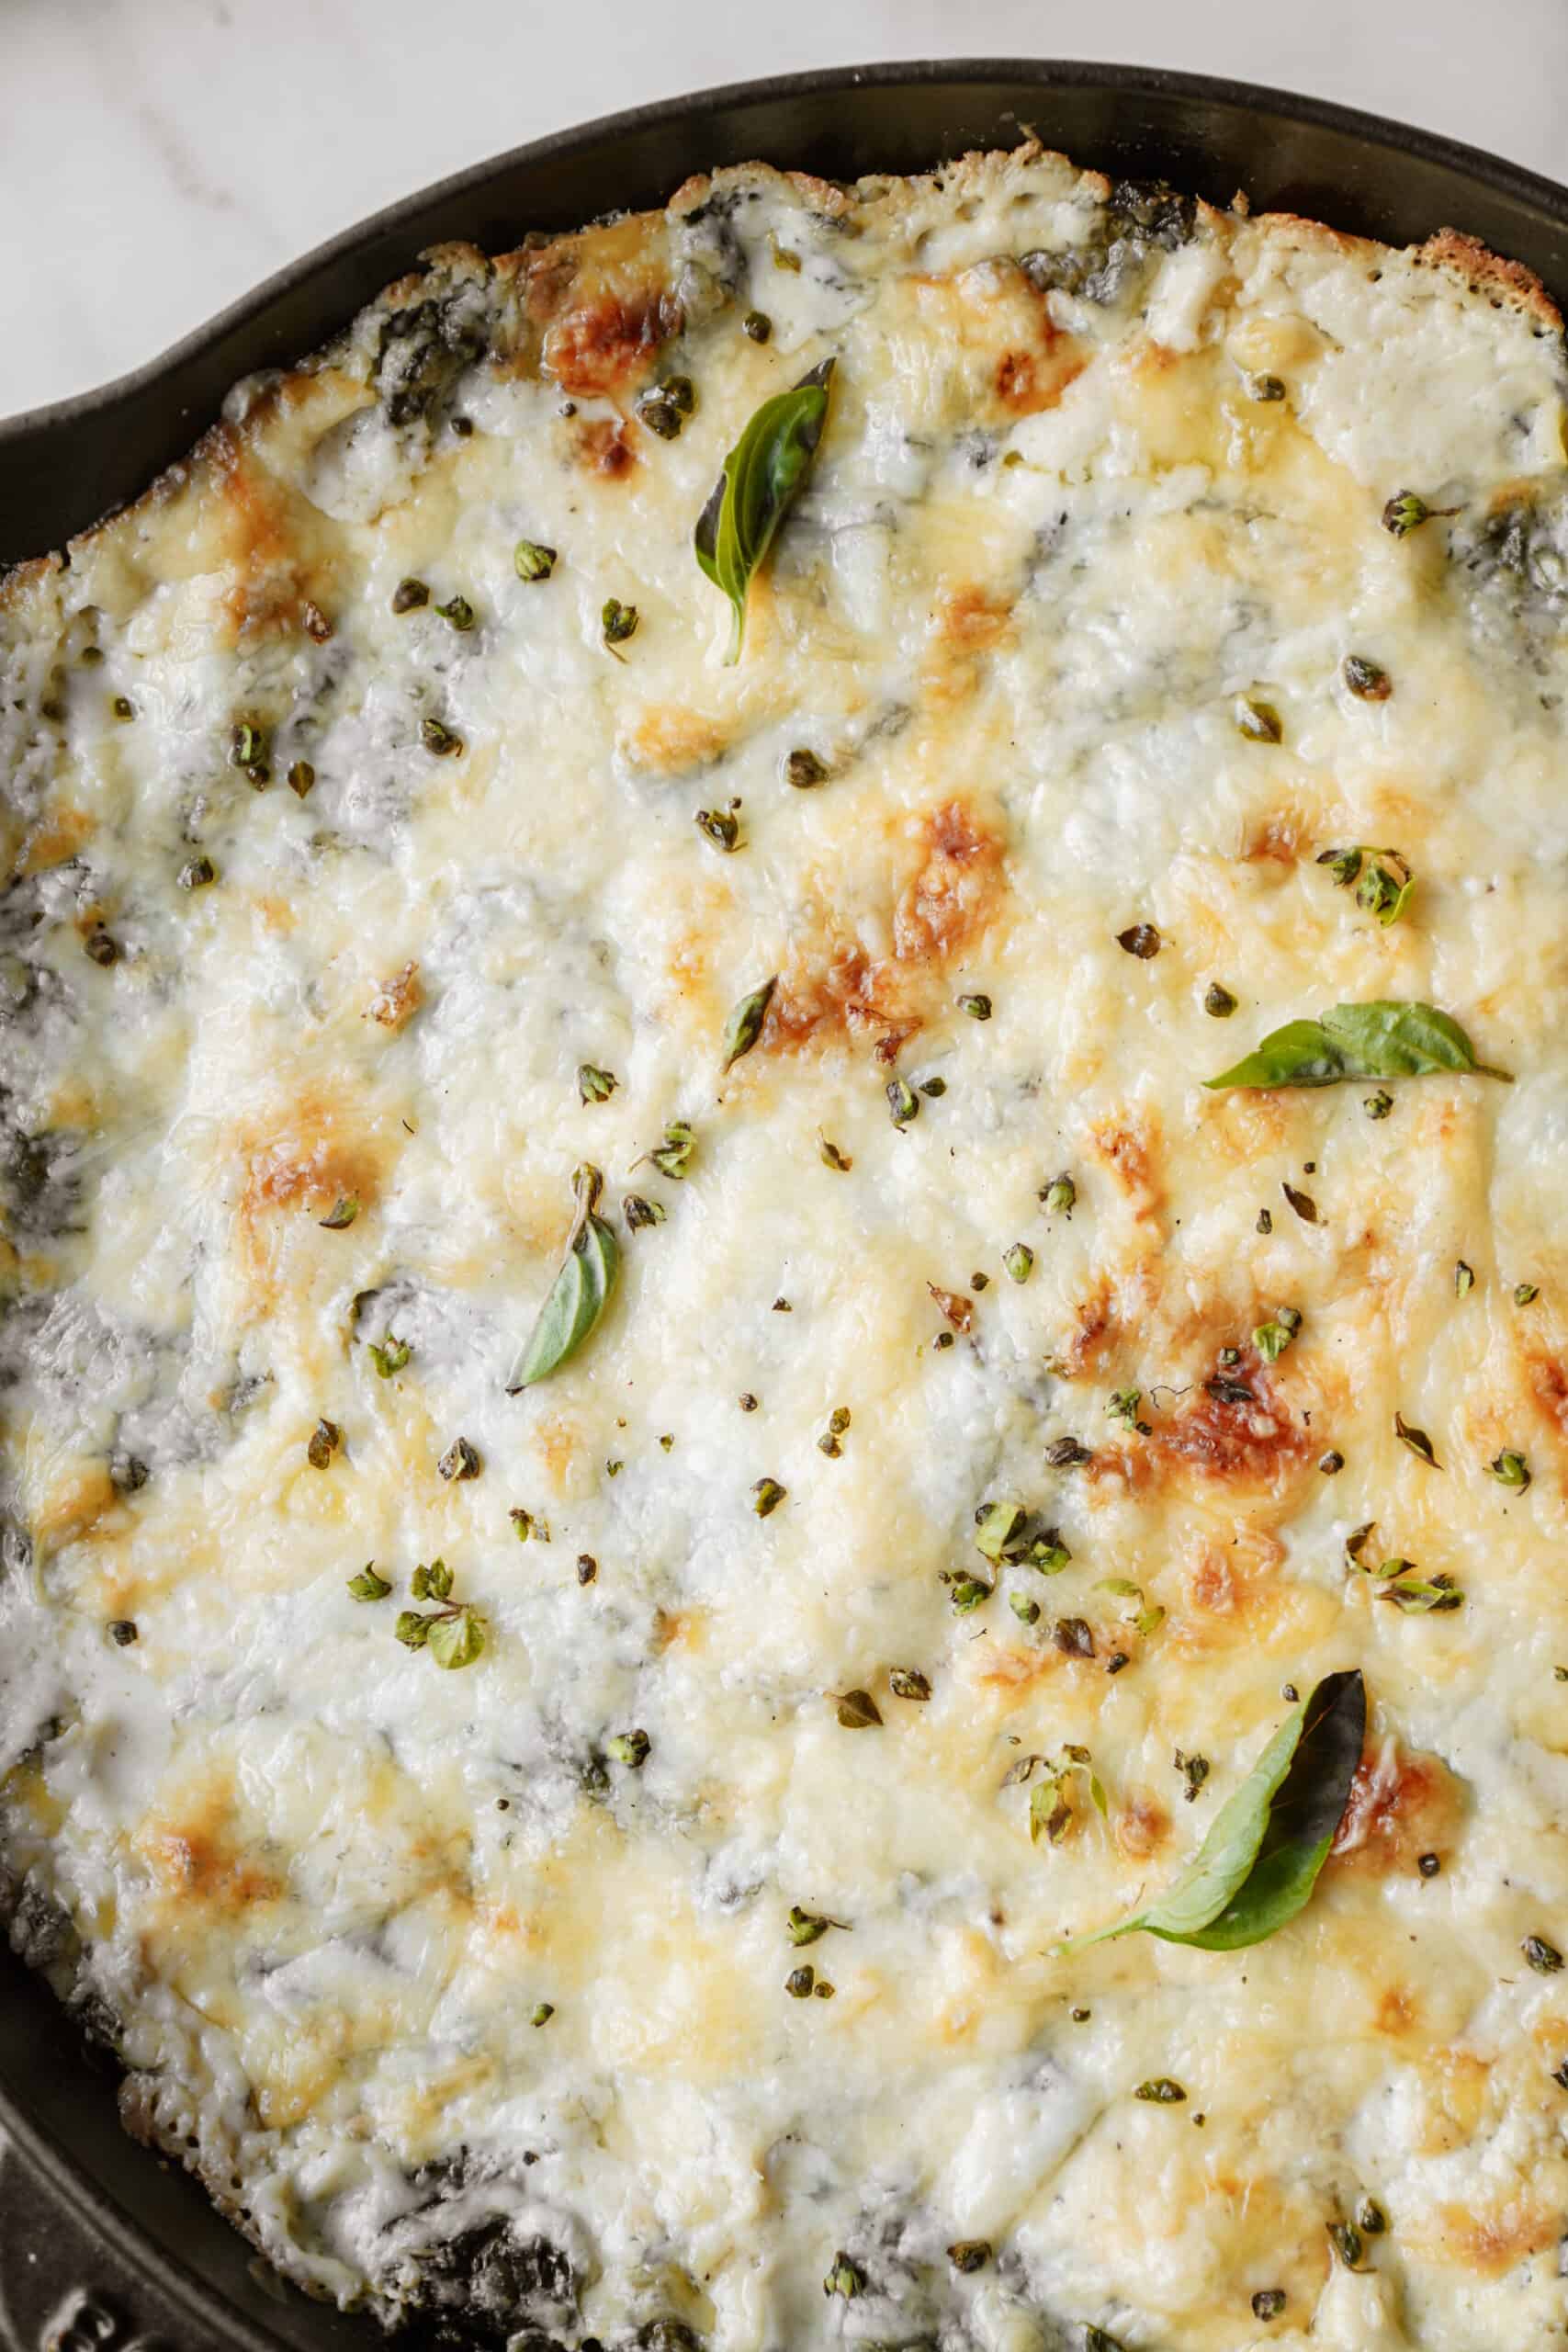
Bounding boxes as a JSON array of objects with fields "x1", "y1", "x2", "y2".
[{"x1": 2, "y1": 144, "x2": 1567, "y2": 2352}]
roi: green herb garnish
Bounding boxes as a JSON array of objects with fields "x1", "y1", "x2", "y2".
[
  {"x1": 722, "y1": 977, "x2": 776, "y2": 1069},
  {"x1": 1394, "y1": 1411, "x2": 1440, "y2": 1468},
  {"x1": 648, "y1": 1121, "x2": 694, "y2": 1180},
  {"x1": 427, "y1": 1605, "x2": 486, "y2": 1668},
  {"x1": 835, "y1": 1688, "x2": 882, "y2": 1729},
  {"x1": 578, "y1": 1063, "x2": 617, "y2": 1103},
  {"x1": 506, "y1": 1164, "x2": 619, "y2": 1391},
  {"x1": 1235, "y1": 696, "x2": 1282, "y2": 742},
  {"x1": 886, "y1": 1076, "x2": 919, "y2": 1127},
  {"x1": 602, "y1": 598, "x2": 638, "y2": 650},
  {"x1": 823, "y1": 2256, "x2": 863, "y2": 2301},
  {"x1": 784, "y1": 747, "x2": 829, "y2": 788},
  {"x1": 1057, "y1": 1668, "x2": 1365, "y2": 1952},
  {"x1": 1315, "y1": 845, "x2": 1414, "y2": 926},
  {"x1": 307, "y1": 1418, "x2": 342, "y2": 1468},
  {"x1": 1253, "y1": 1306, "x2": 1302, "y2": 1363},
  {"x1": 1382, "y1": 490, "x2": 1457, "y2": 537},
  {"x1": 347, "y1": 1565, "x2": 391, "y2": 1601},
  {"x1": 514, "y1": 539, "x2": 557, "y2": 582},
  {"x1": 694, "y1": 359, "x2": 835, "y2": 661},
  {"x1": 817, "y1": 1406, "x2": 851, "y2": 1458},
  {"x1": 694, "y1": 805, "x2": 740, "y2": 851},
  {"x1": 1343, "y1": 653, "x2": 1392, "y2": 700},
  {"x1": 637, "y1": 375, "x2": 695, "y2": 438},
  {"x1": 1207, "y1": 1002, "x2": 1509, "y2": 1090},
  {"x1": 1117, "y1": 922, "x2": 1161, "y2": 959}
]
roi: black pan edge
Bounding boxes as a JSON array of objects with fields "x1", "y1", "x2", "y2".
[
  {"x1": 1, "y1": 55, "x2": 1566, "y2": 2352},
  {"x1": 3, "y1": 55, "x2": 1568, "y2": 565}
]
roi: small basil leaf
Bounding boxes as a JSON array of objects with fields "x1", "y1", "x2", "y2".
[
  {"x1": 694, "y1": 359, "x2": 835, "y2": 662},
  {"x1": 1206, "y1": 1001, "x2": 1510, "y2": 1090},
  {"x1": 1058, "y1": 1668, "x2": 1364, "y2": 1952},
  {"x1": 1181, "y1": 1669, "x2": 1365, "y2": 1949},
  {"x1": 506, "y1": 1166, "x2": 619, "y2": 1391}
]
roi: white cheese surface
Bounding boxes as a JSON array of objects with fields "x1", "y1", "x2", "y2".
[{"x1": 2, "y1": 147, "x2": 1567, "y2": 2352}]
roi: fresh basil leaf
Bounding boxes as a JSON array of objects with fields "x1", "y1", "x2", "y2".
[
  {"x1": 1182, "y1": 1669, "x2": 1365, "y2": 1948},
  {"x1": 506, "y1": 1165, "x2": 619, "y2": 1391},
  {"x1": 694, "y1": 359, "x2": 834, "y2": 662},
  {"x1": 1058, "y1": 1668, "x2": 1364, "y2": 1952},
  {"x1": 1206, "y1": 1001, "x2": 1510, "y2": 1090}
]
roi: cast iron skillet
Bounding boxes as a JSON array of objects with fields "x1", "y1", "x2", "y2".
[{"x1": 1, "y1": 56, "x2": 1565, "y2": 2352}]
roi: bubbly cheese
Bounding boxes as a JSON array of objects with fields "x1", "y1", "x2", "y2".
[{"x1": 2, "y1": 145, "x2": 1568, "y2": 2352}]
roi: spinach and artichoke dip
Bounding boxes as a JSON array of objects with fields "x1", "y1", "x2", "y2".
[{"x1": 3, "y1": 140, "x2": 1568, "y2": 2352}]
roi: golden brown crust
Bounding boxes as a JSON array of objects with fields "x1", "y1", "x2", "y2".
[
  {"x1": 5, "y1": 142, "x2": 1561, "y2": 609},
  {"x1": 1417, "y1": 227, "x2": 1562, "y2": 328}
]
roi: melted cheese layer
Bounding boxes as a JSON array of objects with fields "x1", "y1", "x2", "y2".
[{"x1": 2, "y1": 146, "x2": 1568, "y2": 2352}]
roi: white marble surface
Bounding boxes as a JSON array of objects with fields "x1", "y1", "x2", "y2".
[{"x1": 4, "y1": 0, "x2": 1566, "y2": 418}]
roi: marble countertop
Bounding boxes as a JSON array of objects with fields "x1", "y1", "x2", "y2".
[{"x1": 4, "y1": 0, "x2": 1566, "y2": 419}]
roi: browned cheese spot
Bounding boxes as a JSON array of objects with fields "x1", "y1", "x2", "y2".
[
  {"x1": 762, "y1": 798, "x2": 1007, "y2": 1063},
  {"x1": 1328, "y1": 1737, "x2": 1465, "y2": 1879}
]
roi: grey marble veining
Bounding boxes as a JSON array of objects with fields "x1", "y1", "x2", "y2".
[{"x1": 2, "y1": 0, "x2": 1566, "y2": 419}]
